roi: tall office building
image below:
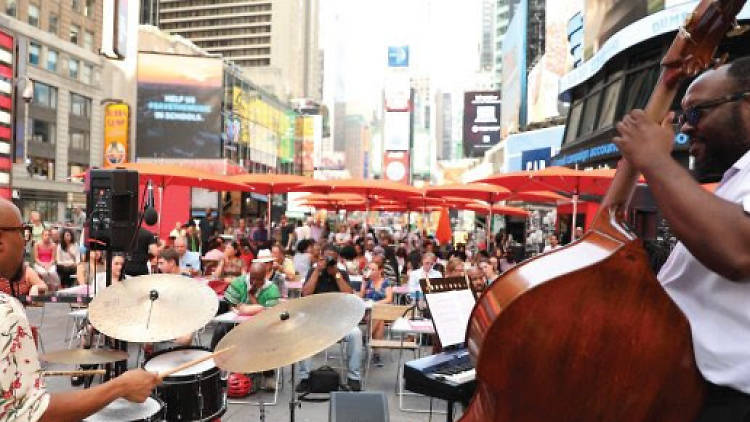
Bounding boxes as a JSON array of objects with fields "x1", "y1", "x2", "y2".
[
  {"x1": 480, "y1": 0, "x2": 495, "y2": 71},
  {"x1": 1, "y1": 0, "x2": 105, "y2": 221},
  {"x1": 493, "y1": 0, "x2": 545, "y2": 89},
  {"x1": 494, "y1": 0, "x2": 512, "y2": 90},
  {"x1": 156, "y1": 0, "x2": 321, "y2": 102},
  {"x1": 435, "y1": 91, "x2": 453, "y2": 160}
]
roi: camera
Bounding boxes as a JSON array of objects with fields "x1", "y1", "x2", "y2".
[{"x1": 325, "y1": 256, "x2": 337, "y2": 267}]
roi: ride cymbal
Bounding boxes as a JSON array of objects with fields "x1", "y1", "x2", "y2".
[
  {"x1": 88, "y1": 274, "x2": 218, "y2": 343},
  {"x1": 40, "y1": 348, "x2": 128, "y2": 365},
  {"x1": 215, "y1": 293, "x2": 365, "y2": 373}
]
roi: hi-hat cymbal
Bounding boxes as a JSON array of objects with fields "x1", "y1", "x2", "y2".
[
  {"x1": 215, "y1": 293, "x2": 365, "y2": 373},
  {"x1": 88, "y1": 274, "x2": 218, "y2": 343},
  {"x1": 41, "y1": 348, "x2": 128, "y2": 365}
]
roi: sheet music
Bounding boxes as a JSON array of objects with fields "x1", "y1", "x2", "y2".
[{"x1": 425, "y1": 289, "x2": 475, "y2": 348}]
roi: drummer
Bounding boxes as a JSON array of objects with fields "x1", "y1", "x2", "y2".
[{"x1": 0, "y1": 198, "x2": 160, "y2": 421}]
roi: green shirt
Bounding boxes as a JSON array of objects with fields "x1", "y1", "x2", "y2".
[{"x1": 224, "y1": 276, "x2": 281, "y2": 308}]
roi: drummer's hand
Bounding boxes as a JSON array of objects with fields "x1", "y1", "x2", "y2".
[{"x1": 116, "y1": 369, "x2": 160, "y2": 403}]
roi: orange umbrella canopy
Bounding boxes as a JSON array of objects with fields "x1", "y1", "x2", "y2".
[
  {"x1": 425, "y1": 183, "x2": 511, "y2": 203},
  {"x1": 111, "y1": 162, "x2": 252, "y2": 192},
  {"x1": 225, "y1": 173, "x2": 311, "y2": 195},
  {"x1": 505, "y1": 190, "x2": 566, "y2": 203},
  {"x1": 480, "y1": 166, "x2": 621, "y2": 196},
  {"x1": 461, "y1": 203, "x2": 530, "y2": 217},
  {"x1": 294, "y1": 179, "x2": 423, "y2": 199},
  {"x1": 300, "y1": 193, "x2": 367, "y2": 203}
]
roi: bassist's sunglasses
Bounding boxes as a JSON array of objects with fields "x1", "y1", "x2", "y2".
[{"x1": 677, "y1": 90, "x2": 750, "y2": 127}]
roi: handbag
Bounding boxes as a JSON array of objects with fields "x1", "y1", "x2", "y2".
[{"x1": 307, "y1": 365, "x2": 340, "y2": 393}]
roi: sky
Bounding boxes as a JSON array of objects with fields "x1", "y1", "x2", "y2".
[{"x1": 320, "y1": 0, "x2": 484, "y2": 117}]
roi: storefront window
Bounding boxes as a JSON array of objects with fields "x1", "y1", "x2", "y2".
[
  {"x1": 6, "y1": 0, "x2": 16, "y2": 16},
  {"x1": 70, "y1": 93, "x2": 91, "y2": 117},
  {"x1": 33, "y1": 81, "x2": 57, "y2": 108},
  {"x1": 21, "y1": 200, "x2": 57, "y2": 223},
  {"x1": 46, "y1": 49, "x2": 58, "y2": 72},
  {"x1": 68, "y1": 163, "x2": 87, "y2": 183},
  {"x1": 564, "y1": 100, "x2": 583, "y2": 145},
  {"x1": 597, "y1": 77, "x2": 623, "y2": 129},
  {"x1": 69, "y1": 58, "x2": 79, "y2": 79},
  {"x1": 27, "y1": 3, "x2": 39, "y2": 27},
  {"x1": 622, "y1": 65, "x2": 659, "y2": 113},
  {"x1": 69, "y1": 130, "x2": 88, "y2": 149},
  {"x1": 28, "y1": 42, "x2": 40, "y2": 65},
  {"x1": 31, "y1": 120, "x2": 55, "y2": 144},
  {"x1": 28, "y1": 157, "x2": 55, "y2": 180}
]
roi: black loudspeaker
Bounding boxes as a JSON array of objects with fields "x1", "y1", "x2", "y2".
[
  {"x1": 86, "y1": 169, "x2": 139, "y2": 251},
  {"x1": 329, "y1": 392, "x2": 389, "y2": 422}
]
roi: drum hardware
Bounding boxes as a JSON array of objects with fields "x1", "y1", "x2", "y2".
[
  {"x1": 144, "y1": 346, "x2": 229, "y2": 421},
  {"x1": 84, "y1": 397, "x2": 164, "y2": 421},
  {"x1": 41, "y1": 369, "x2": 107, "y2": 377},
  {"x1": 40, "y1": 348, "x2": 129, "y2": 365}
]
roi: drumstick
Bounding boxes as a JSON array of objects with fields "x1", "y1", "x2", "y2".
[
  {"x1": 157, "y1": 346, "x2": 235, "y2": 379},
  {"x1": 41, "y1": 369, "x2": 107, "y2": 377}
]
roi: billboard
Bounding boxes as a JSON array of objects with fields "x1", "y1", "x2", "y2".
[
  {"x1": 584, "y1": 0, "x2": 664, "y2": 59},
  {"x1": 103, "y1": 103, "x2": 129, "y2": 167},
  {"x1": 383, "y1": 151, "x2": 410, "y2": 184},
  {"x1": 384, "y1": 74, "x2": 411, "y2": 111},
  {"x1": 0, "y1": 30, "x2": 11, "y2": 199},
  {"x1": 387, "y1": 46, "x2": 409, "y2": 67},
  {"x1": 136, "y1": 53, "x2": 223, "y2": 159},
  {"x1": 521, "y1": 147, "x2": 552, "y2": 171},
  {"x1": 462, "y1": 91, "x2": 501, "y2": 158},
  {"x1": 501, "y1": 0, "x2": 527, "y2": 138},
  {"x1": 527, "y1": 0, "x2": 578, "y2": 123},
  {"x1": 383, "y1": 112, "x2": 410, "y2": 151},
  {"x1": 505, "y1": 126, "x2": 564, "y2": 172}
]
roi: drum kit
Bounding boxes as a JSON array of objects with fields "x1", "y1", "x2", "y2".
[{"x1": 39, "y1": 273, "x2": 366, "y2": 422}]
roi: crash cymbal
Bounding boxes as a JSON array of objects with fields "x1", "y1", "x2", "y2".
[
  {"x1": 41, "y1": 348, "x2": 128, "y2": 365},
  {"x1": 88, "y1": 274, "x2": 218, "y2": 343},
  {"x1": 215, "y1": 293, "x2": 365, "y2": 373}
]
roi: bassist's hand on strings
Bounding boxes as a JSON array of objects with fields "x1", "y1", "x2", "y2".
[{"x1": 614, "y1": 109, "x2": 676, "y2": 172}]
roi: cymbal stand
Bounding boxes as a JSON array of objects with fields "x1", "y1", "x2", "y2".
[{"x1": 289, "y1": 362, "x2": 300, "y2": 422}]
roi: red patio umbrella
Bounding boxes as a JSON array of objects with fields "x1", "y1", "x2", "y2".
[
  {"x1": 294, "y1": 179, "x2": 423, "y2": 232},
  {"x1": 460, "y1": 203, "x2": 530, "y2": 217},
  {"x1": 425, "y1": 183, "x2": 512, "y2": 247},
  {"x1": 226, "y1": 173, "x2": 312, "y2": 238},
  {"x1": 480, "y1": 167, "x2": 630, "y2": 240},
  {"x1": 109, "y1": 162, "x2": 253, "y2": 235}
]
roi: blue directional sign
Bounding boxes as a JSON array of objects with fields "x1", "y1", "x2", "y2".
[{"x1": 388, "y1": 46, "x2": 409, "y2": 67}]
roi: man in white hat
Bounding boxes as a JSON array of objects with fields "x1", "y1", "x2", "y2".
[{"x1": 253, "y1": 249, "x2": 285, "y2": 295}]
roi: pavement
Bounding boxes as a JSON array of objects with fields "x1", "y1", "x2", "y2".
[{"x1": 28, "y1": 303, "x2": 456, "y2": 421}]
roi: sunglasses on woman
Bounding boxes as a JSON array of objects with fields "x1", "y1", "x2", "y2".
[{"x1": 677, "y1": 90, "x2": 750, "y2": 127}]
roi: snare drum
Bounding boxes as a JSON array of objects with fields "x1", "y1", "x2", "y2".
[
  {"x1": 85, "y1": 397, "x2": 164, "y2": 421},
  {"x1": 144, "y1": 347, "x2": 226, "y2": 421}
]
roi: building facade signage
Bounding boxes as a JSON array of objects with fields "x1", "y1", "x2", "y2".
[
  {"x1": 559, "y1": 1, "x2": 750, "y2": 97},
  {"x1": 103, "y1": 103, "x2": 129, "y2": 167}
]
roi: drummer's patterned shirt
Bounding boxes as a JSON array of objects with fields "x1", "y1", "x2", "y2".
[{"x1": 0, "y1": 293, "x2": 49, "y2": 422}]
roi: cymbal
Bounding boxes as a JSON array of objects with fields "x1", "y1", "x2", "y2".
[
  {"x1": 88, "y1": 274, "x2": 218, "y2": 343},
  {"x1": 41, "y1": 348, "x2": 128, "y2": 365},
  {"x1": 215, "y1": 293, "x2": 365, "y2": 373}
]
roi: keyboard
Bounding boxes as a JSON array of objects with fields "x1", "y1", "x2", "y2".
[{"x1": 403, "y1": 349, "x2": 476, "y2": 403}]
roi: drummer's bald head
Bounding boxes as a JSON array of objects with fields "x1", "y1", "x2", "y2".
[{"x1": 0, "y1": 199, "x2": 26, "y2": 281}]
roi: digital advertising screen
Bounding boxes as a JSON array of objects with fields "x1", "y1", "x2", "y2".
[{"x1": 136, "y1": 53, "x2": 223, "y2": 159}]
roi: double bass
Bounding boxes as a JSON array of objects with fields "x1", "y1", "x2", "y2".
[{"x1": 462, "y1": 1, "x2": 747, "y2": 421}]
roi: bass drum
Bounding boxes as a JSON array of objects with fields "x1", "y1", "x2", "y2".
[
  {"x1": 144, "y1": 346, "x2": 226, "y2": 421},
  {"x1": 85, "y1": 397, "x2": 164, "y2": 421}
]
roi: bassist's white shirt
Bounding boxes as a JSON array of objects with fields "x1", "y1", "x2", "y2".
[{"x1": 658, "y1": 149, "x2": 750, "y2": 393}]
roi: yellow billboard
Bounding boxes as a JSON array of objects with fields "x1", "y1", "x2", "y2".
[{"x1": 103, "y1": 103, "x2": 129, "y2": 167}]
